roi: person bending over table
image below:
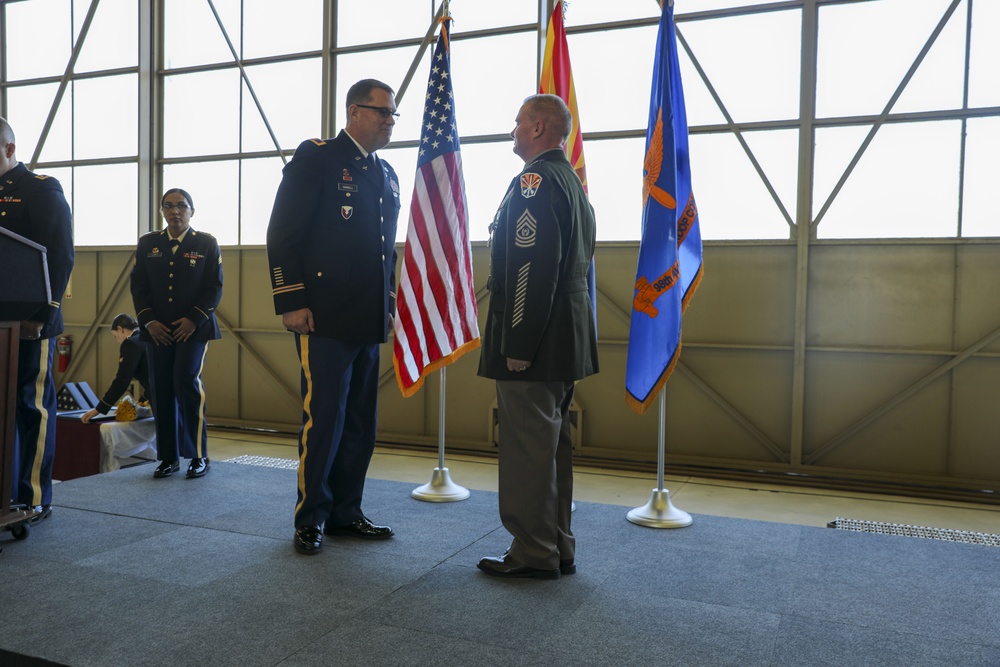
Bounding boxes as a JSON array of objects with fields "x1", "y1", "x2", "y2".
[{"x1": 81, "y1": 313, "x2": 150, "y2": 424}]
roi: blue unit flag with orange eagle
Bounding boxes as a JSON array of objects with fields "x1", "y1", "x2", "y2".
[{"x1": 625, "y1": 0, "x2": 703, "y2": 415}]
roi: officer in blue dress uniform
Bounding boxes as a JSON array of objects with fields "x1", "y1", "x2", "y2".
[
  {"x1": 131, "y1": 188, "x2": 223, "y2": 479},
  {"x1": 266, "y1": 79, "x2": 400, "y2": 555},
  {"x1": 0, "y1": 117, "x2": 75, "y2": 523}
]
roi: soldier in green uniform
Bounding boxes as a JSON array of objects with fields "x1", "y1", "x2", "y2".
[{"x1": 477, "y1": 95, "x2": 599, "y2": 580}]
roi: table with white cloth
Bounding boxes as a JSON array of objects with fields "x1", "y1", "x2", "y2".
[
  {"x1": 98, "y1": 418, "x2": 157, "y2": 472},
  {"x1": 54, "y1": 413, "x2": 157, "y2": 480}
]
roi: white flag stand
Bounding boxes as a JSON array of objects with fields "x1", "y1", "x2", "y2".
[
  {"x1": 412, "y1": 367, "x2": 471, "y2": 502},
  {"x1": 626, "y1": 390, "x2": 692, "y2": 528}
]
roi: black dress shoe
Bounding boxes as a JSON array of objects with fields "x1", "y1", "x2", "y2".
[
  {"x1": 323, "y1": 517, "x2": 394, "y2": 540},
  {"x1": 560, "y1": 559, "x2": 576, "y2": 575},
  {"x1": 26, "y1": 505, "x2": 52, "y2": 526},
  {"x1": 293, "y1": 525, "x2": 323, "y2": 555},
  {"x1": 186, "y1": 458, "x2": 210, "y2": 478},
  {"x1": 477, "y1": 553, "x2": 560, "y2": 580},
  {"x1": 153, "y1": 460, "x2": 180, "y2": 478}
]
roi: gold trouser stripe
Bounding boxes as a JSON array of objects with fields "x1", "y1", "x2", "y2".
[
  {"x1": 194, "y1": 342, "x2": 210, "y2": 458},
  {"x1": 295, "y1": 335, "x2": 313, "y2": 516},
  {"x1": 29, "y1": 338, "x2": 52, "y2": 506}
]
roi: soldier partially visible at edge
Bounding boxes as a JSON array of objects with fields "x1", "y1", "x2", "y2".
[{"x1": 0, "y1": 116, "x2": 75, "y2": 525}]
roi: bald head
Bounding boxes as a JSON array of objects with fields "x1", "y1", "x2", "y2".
[{"x1": 0, "y1": 117, "x2": 17, "y2": 177}]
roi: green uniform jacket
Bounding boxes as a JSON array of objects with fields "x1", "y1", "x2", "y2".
[{"x1": 478, "y1": 149, "x2": 599, "y2": 382}]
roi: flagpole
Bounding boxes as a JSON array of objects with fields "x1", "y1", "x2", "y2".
[
  {"x1": 411, "y1": 366, "x2": 471, "y2": 502},
  {"x1": 626, "y1": 390, "x2": 692, "y2": 528}
]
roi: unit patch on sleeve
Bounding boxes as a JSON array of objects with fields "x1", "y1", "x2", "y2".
[{"x1": 519, "y1": 173, "x2": 542, "y2": 198}]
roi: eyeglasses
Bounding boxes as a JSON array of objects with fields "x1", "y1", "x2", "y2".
[
  {"x1": 355, "y1": 104, "x2": 400, "y2": 119},
  {"x1": 161, "y1": 202, "x2": 191, "y2": 211}
]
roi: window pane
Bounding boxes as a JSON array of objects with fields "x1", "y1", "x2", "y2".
[
  {"x1": 240, "y1": 157, "x2": 286, "y2": 245},
  {"x1": 162, "y1": 162, "x2": 239, "y2": 245},
  {"x1": 164, "y1": 0, "x2": 240, "y2": 69},
  {"x1": 335, "y1": 45, "x2": 422, "y2": 142},
  {"x1": 451, "y1": 0, "x2": 536, "y2": 32},
  {"x1": 74, "y1": 75, "x2": 137, "y2": 159},
  {"x1": 164, "y1": 70, "x2": 241, "y2": 157},
  {"x1": 3, "y1": 0, "x2": 72, "y2": 80},
  {"x1": 242, "y1": 60, "x2": 322, "y2": 153},
  {"x1": 567, "y1": 0, "x2": 659, "y2": 24},
  {"x1": 4, "y1": 83, "x2": 72, "y2": 165},
  {"x1": 960, "y1": 118, "x2": 1000, "y2": 238},
  {"x1": 674, "y1": 0, "x2": 786, "y2": 11},
  {"x1": 337, "y1": 0, "x2": 432, "y2": 47},
  {"x1": 74, "y1": 0, "x2": 137, "y2": 72},
  {"x1": 817, "y1": 0, "x2": 958, "y2": 118},
  {"x1": 968, "y1": 0, "x2": 1000, "y2": 108},
  {"x1": 681, "y1": 9, "x2": 800, "y2": 123},
  {"x1": 690, "y1": 133, "x2": 791, "y2": 240},
  {"x1": 892, "y1": 0, "x2": 966, "y2": 114},
  {"x1": 816, "y1": 121, "x2": 961, "y2": 239},
  {"x1": 742, "y1": 129, "x2": 798, "y2": 226},
  {"x1": 586, "y1": 137, "x2": 645, "y2": 241},
  {"x1": 449, "y1": 33, "x2": 538, "y2": 137},
  {"x1": 569, "y1": 26, "x2": 658, "y2": 133},
  {"x1": 73, "y1": 164, "x2": 138, "y2": 246},
  {"x1": 243, "y1": 0, "x2": 321, "y2": 59}
]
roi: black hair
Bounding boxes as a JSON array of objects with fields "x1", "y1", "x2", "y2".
[
  {"x1": 346, "y1": 79, "x2": 395, "y2": 110},
  {"x1": 111, "y1": 313, "x2": 139, "y2": 331},
  {"x1": 161, "y1": 188, "x2": 194, "y2": 209}
]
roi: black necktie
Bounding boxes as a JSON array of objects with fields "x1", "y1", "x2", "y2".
[
  {"x1": 169, "y1": 239, "x2": 180, "y2": 254},
  {"x1": 369, "y1": 153, "x2": 383, "y2": 186}
]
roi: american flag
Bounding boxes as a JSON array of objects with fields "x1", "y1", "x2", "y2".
[{"x1": 393, "y1": 18, "x2": 480, "y2": 398}]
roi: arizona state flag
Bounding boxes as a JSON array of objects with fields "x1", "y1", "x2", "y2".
[
  {"x1": 540, "y1": 0, "x2": 598, "y2": 334},
  {"x1": 393, "y1": 17, "x2": 480, "y2": 397},
  {"x1": 625, "y1": 0, "x2": 703, "y2": 414},
  {"x1": 540, "y1": 0, "x2": 587, "y2": 189}
]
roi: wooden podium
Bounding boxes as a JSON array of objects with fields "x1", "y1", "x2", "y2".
[{"x1": 1, "y1": 227, "x2": 53, "y2": 535}]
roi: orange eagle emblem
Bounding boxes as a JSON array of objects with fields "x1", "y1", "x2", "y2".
[{"x1": 643, "y1": 107, "x2": 677, "y2": 211}]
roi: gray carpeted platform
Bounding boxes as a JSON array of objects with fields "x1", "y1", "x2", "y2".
[{"x1": 2, "y1": 462, "x2": 999, "y2": 666}]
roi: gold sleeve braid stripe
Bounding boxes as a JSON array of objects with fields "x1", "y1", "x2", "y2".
[
  {"x1": 272, "y1": 284, "x2": 305, "y2": 296},
  {"x1": 511, "y1": 262, "x2": 530, "y2": 328}
]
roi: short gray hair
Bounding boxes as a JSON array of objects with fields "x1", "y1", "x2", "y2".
[{"x1": 522, "y1": 94, "x2": 572, "y2": 143}]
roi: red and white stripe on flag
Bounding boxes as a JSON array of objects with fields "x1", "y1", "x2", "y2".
[{"x1": 393, "y1": 19, "x2": 480, "y2": 398}]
